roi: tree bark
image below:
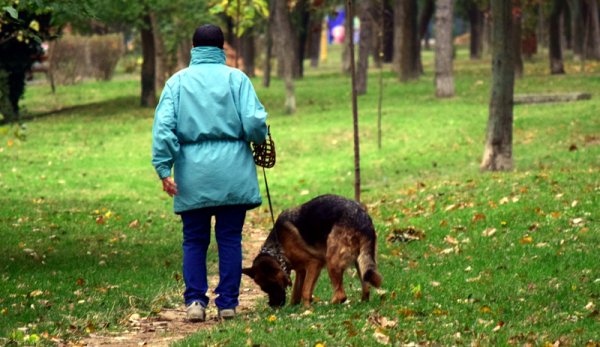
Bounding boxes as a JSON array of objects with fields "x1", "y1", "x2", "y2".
[
  {"x1": 434, "y1": 0, "x2": 454, "y2": 98},
  {"x1": 273, "y1": 0, "x2": 296, "y2": 113},
  {"x1": 418, "y1": 0, "x2": 435, "y2": 50},
  {"x1": 150, "y1": 13, "x2": 167, "y2": 92},
  {"x1": 468, "y1": 2, "x2": 484, "y2": 59},
  {"x1": 176, "y1": 40, "x2": 192, "y2": 71},
  {"x1": 584, "y1": 0, "x2": 600, "y2": 60},
  {"x1": 140, "y1": 13, "x2": 157, "y2": 107},
  {"x1": 357, "y1": 0, "x2": 374, "y2": 95},
  {"x1": 394, "y1": 0, "x2": 420, "y2": 81},
  {"x1": 294, "y1": 0, "x2": 310, "y2": 77},
  {"x1": 241, "y1": 30, "x2": 255, "y2": 77},
  {"x1": 549, "y1": 0, "x2": 566, "y2": 74},
  {"x1": 383, "y1": 0, "x2": 394, "y2": 62},
  {"x1": 480, "y1": 0, "x2": 515, "y2": 172},
  {"x1": 307, "y1": 14, "x2": 323, "y2": 68},
  {"x1": 342, "y1": 9, "x2": 352, "y2": 74},
  {"x1": 568, "y1": 0, "x2": 584, "y2": 60},
  {"x1": 514, "y1": 9, "x2": 524, "y2": 79},
  {"x1": 346, "y1": 0, "x2": 361, "y2": 203},
  {"x1": 263, "y1": 0, "x2": 276, "y2": 87}
]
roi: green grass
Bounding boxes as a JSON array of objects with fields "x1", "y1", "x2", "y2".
[{"x1": 1, "y1": 47, "x2": 599, "y2": 346}]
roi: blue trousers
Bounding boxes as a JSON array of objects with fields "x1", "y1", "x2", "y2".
[{"x1": 180, "y1": 205, "x2": 247, "y2": 309}]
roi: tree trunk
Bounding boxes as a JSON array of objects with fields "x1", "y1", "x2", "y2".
[
  {"x1": 569, "y1": 0, "x2": 584, "y2": 60},
  {"x1": 241, "y1": 30, "x2": 255, "y2": 77},
  {"x1": 140, "y1": 13, "x2": 157, "y2": 107},
  {"x1": 418, "y1": 0, "x2": 435, "y2": 49},
  {"x1": 434, "y1": 0, "x2": 454, "y2": 98},
  {"x1": 549, "y1": 0, "x2": 566, "y2": 74},
  {"x1": 263, "y1": 0, "x2": 276, "y2": 87},
  {"x1": 176, "y1": 40, "x2": 192, "y2": 71},
  {"x1": 584, "y1": 0, "x2": 600, "y2": 59},
  {"x1": 150, "y1": 13, "x2": 167, "y2": 91},
  {"x1": 342, "y1": 10, "x2": 352, "y2": 74},
  {"x1": 295, "y1": 0, "x2": 310, "y2": 78},
  {"x1": 394, "y1": 0, "x2": 420, "y2": 81},
  {"x1": 357, "y1": 0, "x2": 374, "y2": 95},
  {"x1": 537, "y1": 5, "x2": 548, "y2": 48},
  {"x1": 308, "y1": 14, "x2": 323, "y2": 68},
  {"x1": 346, "y1": 0, "x2": 361, "y2": 203},
  {"x1": 468, "y1": 2, "x2": 484, "y2": 59},
  {"x1": 514, "y1": 10, "x2": 524, "y2": 79},
  {"x1": 383, "y1": 0, "x2": 394, "y2": 62},
  {"x1": 483, "y1": 9, "x2": 492, "y2": 54},
  {"x1": 273, "y1": 0, "x2": 296, "y2": 113},
  {"x1": 481, "y1": 0, "x2": 515, "y2": 172},
  {"x1": 416, "y1": 0, "x2": 434, "y2": 74}
]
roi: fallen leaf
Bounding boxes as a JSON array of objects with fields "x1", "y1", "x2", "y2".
[
  {"x1": 482, "y1": 228, "x2": 497, "y2": 237},
  {"x1": 569, "y1": 144, "x2": 578, "y2": 151},
  {"x1": 472, "y1": 213, "x2": 486, "y2": 223},
  {"x1": 386, "y1": 227, "x2": 425, "y2": 243},
  {"x1": 466, "y1": 274, "x2": 481, "y2": 282},
  {"x1": 480, "y1": 305, "x2": 492, "y2": 314},
  {"x1": 373, "y1": 328, "x2": 390, "y2": 345},
  {"x1": 520, "y1": 236, "x2": 533, "y2": 244},
  {"x1": 29, "y1": 290, "x2": 43, "y2": 297},
  {"x1": 492, "y1": 321, "x2": 505, "y2": 332},
  {"x1": 444, "y1": 235, "x2": 458, "y2": 245},
  {"x1": 128, "y1": 220, "x2": 140, "y2": 228}
]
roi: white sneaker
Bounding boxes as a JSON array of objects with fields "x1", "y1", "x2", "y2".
[
  {"x1": 218, "y1": 308, "x2": 235, "y2": 320},
  {"x1": 186, "y1": 301, "x2": 206, "y2": 322}
]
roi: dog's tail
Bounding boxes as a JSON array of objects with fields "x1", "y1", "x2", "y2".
[{"x1": 357, "y1": 239, "x2": 382, "y2": 288}]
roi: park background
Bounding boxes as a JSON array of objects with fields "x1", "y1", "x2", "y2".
[{"x1": 1, "y1": 0, "x2": 599, "y2": 346}]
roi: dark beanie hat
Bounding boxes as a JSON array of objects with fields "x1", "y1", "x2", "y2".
[{"x1": 193, "y1": 24, "x2": 224, "y2": 49}]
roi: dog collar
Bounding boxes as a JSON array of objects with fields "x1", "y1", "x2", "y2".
[{"x1": 259, "y1": 246, "x2": 292, "y2": 283}]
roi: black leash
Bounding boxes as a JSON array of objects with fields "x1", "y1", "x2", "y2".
[{"x1": 262, "y1": 167, "x2": 275, "y2": 226}]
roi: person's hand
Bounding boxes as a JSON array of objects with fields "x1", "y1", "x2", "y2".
[{"x1": 161, "y1": 177, "x2": 178, "y2": 197}]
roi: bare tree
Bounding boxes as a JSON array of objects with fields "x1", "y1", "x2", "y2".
[
  {"x1": 480, "y1": 0, "x2": 515, "y2": 171},
  {"x1": 434, "y1": 0, "x2": 455, "y2": 98}
]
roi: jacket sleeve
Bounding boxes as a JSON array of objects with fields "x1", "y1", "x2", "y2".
[
  {"x1": 152, "y1": 84, "x2": 180, "y2": 179},
  {"x1": 238, "y1": 75, "x2": 268, "y2": 143}
]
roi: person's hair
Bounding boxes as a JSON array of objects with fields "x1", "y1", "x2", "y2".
[{"x1": 192, "y1": 24, "x2": 225, "y2": 49}]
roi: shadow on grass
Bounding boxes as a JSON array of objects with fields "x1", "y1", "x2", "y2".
[{"x1": 20, "y1": 95, "x2": 150, "y2": 121}]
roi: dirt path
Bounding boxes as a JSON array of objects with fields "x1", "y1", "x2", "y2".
[{"x1": 78, "y1": 219, "x2": 269, "y2": 347}]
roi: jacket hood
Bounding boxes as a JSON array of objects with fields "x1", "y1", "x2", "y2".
[{"x1": 190, "y1": 46, "x2": 226, "y2": 65}]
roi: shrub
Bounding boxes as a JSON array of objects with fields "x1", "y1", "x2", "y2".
[
  {"x1": 47, "y1": 34, "x2": 124, "y2": 85},
  {"x1": 88, "y1": 34, "x2": 124, "y2": 80},
  {"x1": 47, "y1": 35, "x2": 88, "y2": 85}
]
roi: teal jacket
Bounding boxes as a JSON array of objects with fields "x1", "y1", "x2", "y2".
[{"x1": 152, "y1": 46, "x2": 268, "y2": 213}]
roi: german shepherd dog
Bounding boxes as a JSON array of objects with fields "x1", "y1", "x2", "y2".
[{"x1": 242, "y1": 194, "x2": 382, "y2": 307}]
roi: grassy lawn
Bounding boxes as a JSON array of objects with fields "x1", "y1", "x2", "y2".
[{"x1": 1, "y1": 47, "x2": 598, "y2": 346}]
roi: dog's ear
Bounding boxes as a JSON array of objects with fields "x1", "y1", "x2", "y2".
[{"x1": 242, "y1": 267, "x2": 256, "y2": 278}]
